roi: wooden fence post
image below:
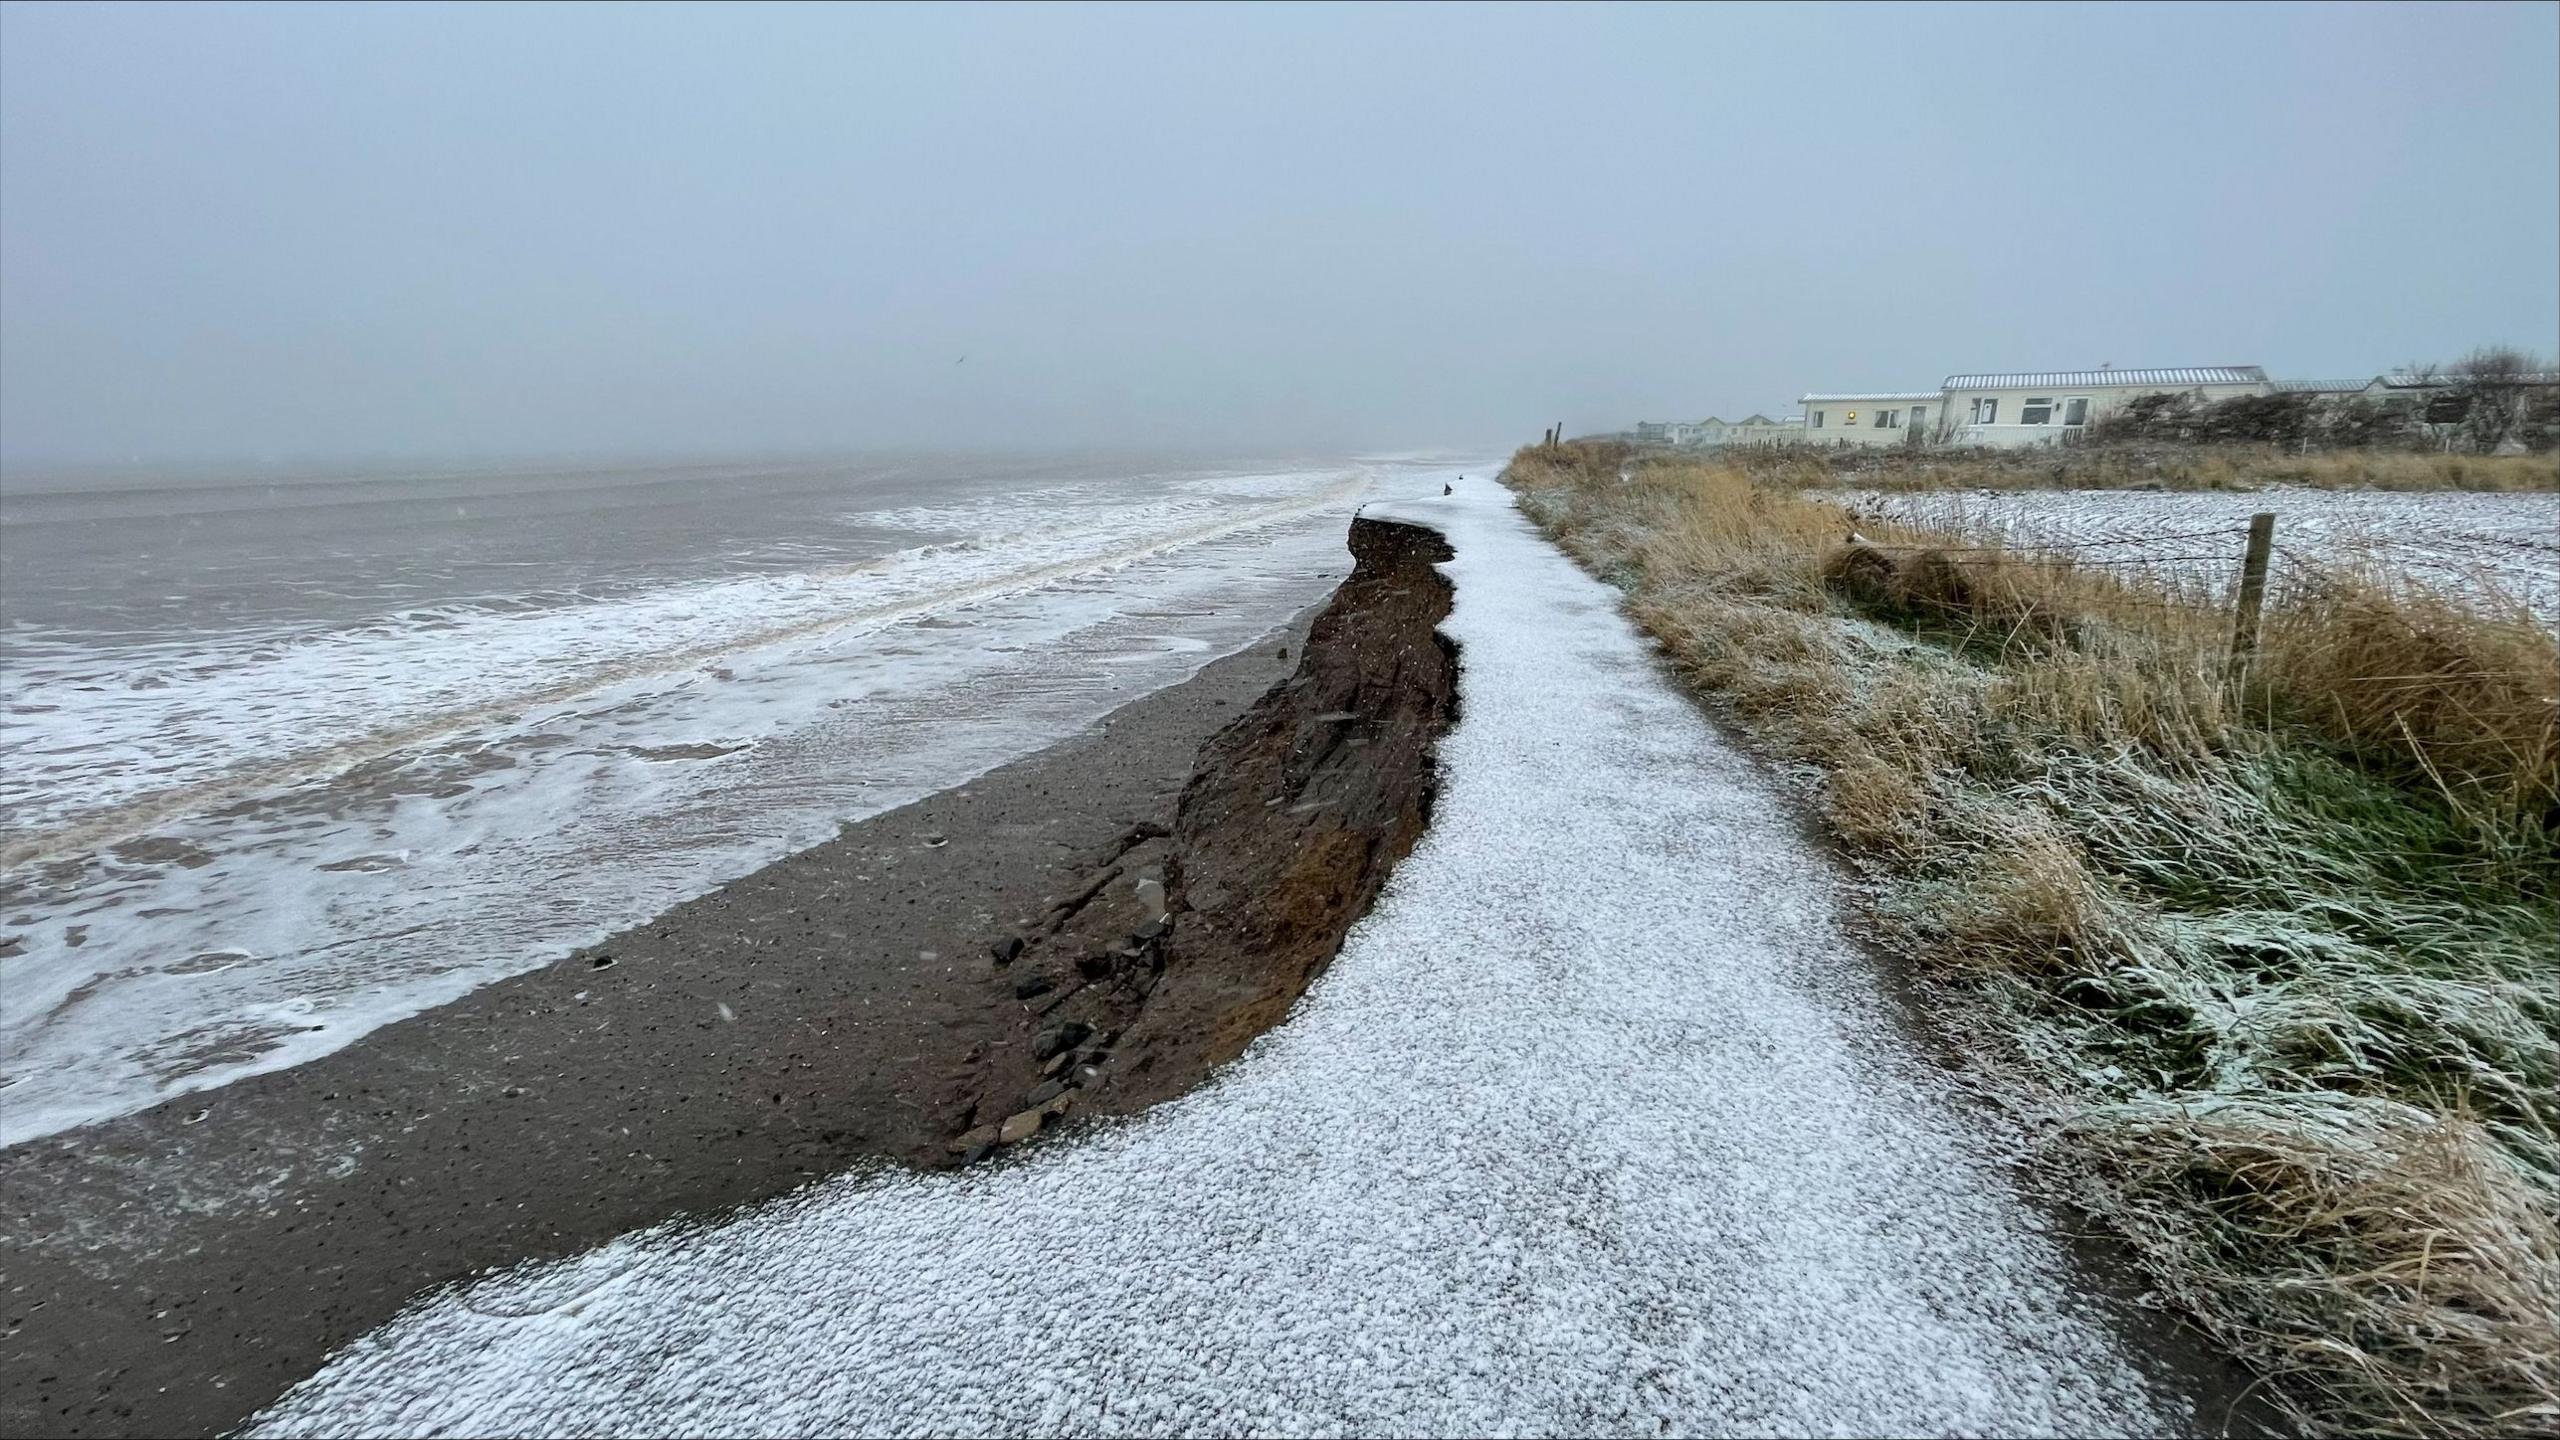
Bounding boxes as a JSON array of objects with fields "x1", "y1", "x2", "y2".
[{"x1": 2226, "y1": 511, "x2": 2276, "y2": 686}]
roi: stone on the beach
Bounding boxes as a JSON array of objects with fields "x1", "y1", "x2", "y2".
[
  {"x1": 996, "y1": 1106, "x2": 1046, "y2": 1144},
  {"x1": 1032, "y1": 1019, "x2": 1091, "y2": 1060},
  {"x1": 945, "y1": 1124, "x2": 999, "y2": 1154},
  {"x1": 1012, "y1": 974, "x2": 1053, "y2": 1000},
  {"x1": 990, "y1": 935, "x2": 1024, "y2": 966},
  {"x1": 1042, "y1": 1050, "x2": 1074, "y2": 1077},
  {"x1": 1026, "y1": 1079, "x2": 1066, "y2": 1107}
]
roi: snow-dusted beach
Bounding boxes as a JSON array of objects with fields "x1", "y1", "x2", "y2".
[{"x1": 253, "y1": 480, "x2": 2196, "y2": 1438}]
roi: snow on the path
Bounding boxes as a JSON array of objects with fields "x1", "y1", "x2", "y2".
[{"x1": 252, "y1": 480, "x2": 2182, "y2": 1439}]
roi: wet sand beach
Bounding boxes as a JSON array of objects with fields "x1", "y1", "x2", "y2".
[{"x1": 2, "y1": 609, "x2": 1330, "y2": 1437}]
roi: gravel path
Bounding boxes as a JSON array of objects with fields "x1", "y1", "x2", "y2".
[{"x1": 253, "y1": 479, "x2": 2190, "y2": 1438}]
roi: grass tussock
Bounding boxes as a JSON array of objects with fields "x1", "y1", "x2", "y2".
[
  {"x1": 2259, "y1": 574, "x2": 2559, "y2": 836},
  {"x1": 1505, "y1": 440, "x2": 2560, "y2": 1438},
  {"x1": 2083, "y1": 1098, "x2": 2560, "y2": 1438},
  {"x1": 1693, "y1": 442, "x2": 2560, "y2": 495}
]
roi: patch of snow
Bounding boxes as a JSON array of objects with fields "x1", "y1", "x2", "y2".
[{"x1": 251, "y1": 477, "x2": 2183, "y2": 1438}]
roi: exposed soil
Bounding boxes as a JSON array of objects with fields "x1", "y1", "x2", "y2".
[
  {"x1": 0, "y1": 517, "x2": 1458, "y2": 1439},
  {"x1": 951, "y1": 516, "x2": 1457, "y2": 1150}
]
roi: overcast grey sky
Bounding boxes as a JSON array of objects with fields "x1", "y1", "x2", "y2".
[{"x1": 3, "y1": 1, "x2": 2554, "y2": 469}]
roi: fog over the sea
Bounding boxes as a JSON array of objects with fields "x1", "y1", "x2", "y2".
[{"x1": 3, "y1": 1, "x2": 2554, "y2": 470}]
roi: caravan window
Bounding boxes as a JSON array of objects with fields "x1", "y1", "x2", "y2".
[
  {"x1": 1812, "y1": 411, "x2": 1825, "y2": 428},
  {"x1": 1910, "y1": 406, "x2": 1927, "y2": 428},
  {"x1": 2021, "y1": 398, "x2": 2054, "y2": 425},
  {"x1": 2062, "y1": 397, "x2": 2089, "y2": 425},
  {"x1": 1970, "y1": 397, "x2": 1998, "y2": 424}
]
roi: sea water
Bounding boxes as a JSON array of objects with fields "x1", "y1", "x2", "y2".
[{"x1": 0, "y1": 452, "x2": 1456, "y2": 1145}]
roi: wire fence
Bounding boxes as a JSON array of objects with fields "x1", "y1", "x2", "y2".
[
  {"x1": 1840, "y1": 525, "x2": 2252, "y2": 555},
  {"x1": 1838, "y1": 521, "x2": 2258, "y2": 605},
  {"x1": 1812, "y1": 495, "x2": 2554, "y2": 823},
  {"x1": 1839, "y1": 492, "x2": 2560, "y2": 636}
]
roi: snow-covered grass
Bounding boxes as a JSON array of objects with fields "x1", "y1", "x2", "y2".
[
  {"x1": 250, "y1": 478, "x2": 2189, "y2": 1439},
  {"x1": 1507, "y1": 443, "x2": 2560, "y2": 1440}
]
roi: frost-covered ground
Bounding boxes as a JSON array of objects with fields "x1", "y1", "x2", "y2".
[
  {"x1": 252, "y1": 479, "x2": 2187, "y2": 1438},
  {"x1": 1838, "y1": 486, "x2": 2560, "y2": 625}
]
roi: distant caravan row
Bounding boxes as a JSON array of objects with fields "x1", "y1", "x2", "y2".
[
  {"x1": 1629, "y1": 413, "x2": 1809, "y2": 449},
  {"x1": 1637, "y1": 360, "x2": 2557, "y2": 452},
  {"x1": 1803, "y1": 365, "x2": 2273, "y2": 449}
]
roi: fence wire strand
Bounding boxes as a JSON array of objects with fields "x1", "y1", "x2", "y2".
[{"x1": 1842, "y1": 495, "x2": 2557, "y2": 636}]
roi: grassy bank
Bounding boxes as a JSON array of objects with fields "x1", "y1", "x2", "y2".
[
  {"x1": 1701, "y1": 442, "x2": 2560, "y2": 494},
  {"x1": 1505, "y1": 441, "x2": 2559, "y2": 1438}
]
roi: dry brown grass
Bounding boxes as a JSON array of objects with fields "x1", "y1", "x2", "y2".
[
  {"x1": 2262, "y1": 449, "x2": 2560, "y2": 492},
  {"x1": 1704, "y1": 443, "x2": 2560, "y2": 494},
  {"x1": 1516, "y1": 436, "x2": 2558, "y2": 839},
  {"x1": 2260, "y1": 573, "x2": 2560, "y2": 835},
  {"x1": 1940, "y1": 820, "x2": 2132, "y2": 975},
  {"x1": 2083, "y1": 1098, "x2": 2560, "y2": 1438},
  {"x1": 1517, "y1": 443, "x2": 2559, "y2": 832},
  {"x1": 1507, "y1": 441, "x2": 2560, "y2": 1438}
]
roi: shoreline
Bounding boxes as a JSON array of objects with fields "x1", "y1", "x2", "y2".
[{"x1": 0, "y1": 520, "x2": 1457, "y2": 1438}]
